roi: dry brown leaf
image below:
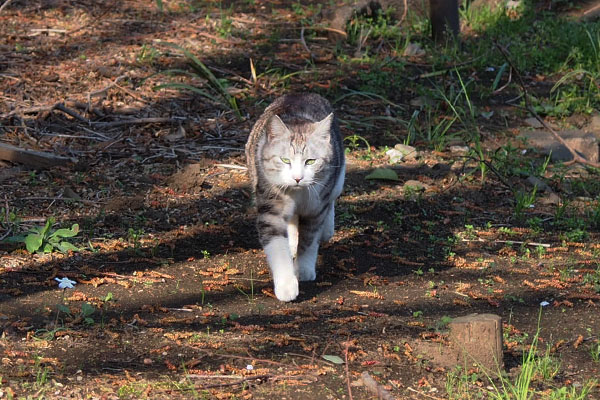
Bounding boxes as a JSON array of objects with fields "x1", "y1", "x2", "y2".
[{"x1": 349, "y1": 290, "x2": 384, "y2": 299}]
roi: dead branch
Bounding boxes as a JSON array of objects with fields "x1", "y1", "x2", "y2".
[
  {"x1": 0, "y1": 0, "x2": 14, "y2": 15},
  {"x1": 90, "y1": 117, "x2": 184, "y2": 128},
  {"x1": 407, "y1": 386, "x2": 445, "y2": 400},
  {"x1": 495, "y1": 42, "x2": 600, "y2": 169},
  {"x1": 345, "y1": 341, "x2": 354, "y2": 400},
  {"x1": 300, "y1": 27, "x2": 315, "y2": 60},
  {"x1": 361, "y1": 371, "x2": 396, "y2": 400},
  {"x1": 0, "y1": 143, "x2": 77, "y2": 169},
  {"x1": 54, "y1": 103, "x2": 90, "y2": 123}
]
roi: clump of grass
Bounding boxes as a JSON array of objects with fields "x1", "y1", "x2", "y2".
[{"x1": 152, "y1": 42, "x2": 241, "y2": 119}]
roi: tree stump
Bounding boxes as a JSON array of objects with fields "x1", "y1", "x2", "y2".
[{"x1": 448, "y1": 313, "x2": 504, "y2": 372}]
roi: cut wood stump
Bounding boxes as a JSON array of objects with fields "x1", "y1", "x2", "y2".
[{"x1": 448, "y1": 313, "x2": 504, "y2": 372}]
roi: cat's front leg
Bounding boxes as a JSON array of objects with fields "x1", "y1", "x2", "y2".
[{"x1": 263, "y1": 237, "x2": 298, "y2": 301}]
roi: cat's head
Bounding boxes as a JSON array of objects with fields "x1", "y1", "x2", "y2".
[{"x1": 261, "y1": 113, "x2": 333, "y2": 188}]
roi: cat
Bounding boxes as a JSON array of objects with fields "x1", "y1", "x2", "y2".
[{"x1": 245, "y1": 93, "x2": 345, "y2": 302}]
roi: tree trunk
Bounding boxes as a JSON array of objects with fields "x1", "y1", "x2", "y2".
[{"x1": 430, "y1": 0, "x2": 460, "y2": 42}]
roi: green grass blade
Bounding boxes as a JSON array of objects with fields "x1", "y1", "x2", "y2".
[
  {"x1": 160, "y1": 42, "x2": 241, "y2": 118},
  {"x1": 153, "y1": 83, "x2": 220, "y2": 103}
]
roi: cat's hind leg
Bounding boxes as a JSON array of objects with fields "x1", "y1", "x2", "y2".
[
  {"x1": 296, "y1": 216, "x2": 322, "y2": 281},
  {"x1": 320, "y1": 203, "x2": 335, "y2": 243}
]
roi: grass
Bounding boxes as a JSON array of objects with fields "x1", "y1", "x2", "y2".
[{"x1": 447, "y1": 310, "x2": 597, "y2": 399}]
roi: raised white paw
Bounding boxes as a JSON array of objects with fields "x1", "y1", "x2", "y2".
[{"x1": 273, "y1": 276, "x2": 299, "y2": 302}]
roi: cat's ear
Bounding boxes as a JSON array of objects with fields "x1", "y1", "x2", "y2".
[
  {"x1": 266, "y1": 115, "x2": 290, "y2": 141},
  {"x1": 311, "y1": 113, "x2": 333, "y2": 142}
]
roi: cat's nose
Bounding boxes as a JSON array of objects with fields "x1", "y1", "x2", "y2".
[{"x1": 294, "y1": 177, "x2": 302, "y2": 183}]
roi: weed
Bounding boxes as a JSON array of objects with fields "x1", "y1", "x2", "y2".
[
  {"x1": 136, "y1": 44, "x2": 160, "y2": 64},
  {"x1": 33, "y1": 356, "x2": 50, "y2": 389},
  {"x1": 534, "y1": 345, "x2": 561, "y2": 381},
  {"x1": 589, "y1": 340, "x2": 600, "y2": 362},
  {"x1": 343, "y1": 133, "x2": 371, "y2": 154},
  {"x1": 23, "y1": 217, "x2": 79, "y2": 254},
  {"x1": 152, "y1": 42, "x2": 241, "y2": 119},
  {"x1": 514, "y1": 186, "x2": 537, "y2": 221},
  {"x1": 446, "y1": 366, "x2": 483, "y2": 400}
]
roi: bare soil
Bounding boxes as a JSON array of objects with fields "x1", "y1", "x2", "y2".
[{"x1": 0, "y1": 1, "x2": 599, "y2": 399}]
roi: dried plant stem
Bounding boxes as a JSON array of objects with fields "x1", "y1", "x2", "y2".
[
  {"x1": 344, "y1": 341, "x2": 354, "y2": 400},
  {"x1": 0, "y1": 0, "x2": 14, "y2": 15}
]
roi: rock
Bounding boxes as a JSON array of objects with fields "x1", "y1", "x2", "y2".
[
  {"x1": 524, "y1": 117, "x2": 543, "y2": 129},
  {"x1": 403, "y1": 42, "x2": 425, "y2": 57},
  {"x1": 449, "y1": 145, "x2": 469, "y2": 154},
  {"x1": 394, "y1": 144, "x2": 418, "y2": 160},
  {"x1": 585, "y1": 113, "x2": 600, "y2": 136},
  {"x1": 525, "y1": 176, "x2": 552, "y2": 193},
  {"x1": 410, "y1": 96, "x2": 434, "y2": 107},
  {"x1": 540, "y1": 192, "x2": 561, "y2": 205},
  {"x1": 448, "y1": 313, "x2": 504, "y2": 373},
  {"x1": 519, "y1": 129, "x2": 599, "y2": 163},
  {"x1": 403, "y1": 180, "x2": 429, "y2": 191},
  {"x1": 385, "y1": 148, "x2": 404, "y2": 164}
]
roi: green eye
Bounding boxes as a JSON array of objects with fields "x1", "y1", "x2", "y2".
[
  {"x1": 305, "y1": 159, "x2": 316, "y2": 165},
  {"x1": 280, "y1": 157, "x2": 291, "y2": 164}
]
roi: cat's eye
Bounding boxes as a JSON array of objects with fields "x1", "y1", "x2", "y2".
[
  {"x1": 305, "y1": 159, "x2": 316, "y2": 165},
  {"x1": 280, "y1": 157, "x2": 291, "y2": 164}
]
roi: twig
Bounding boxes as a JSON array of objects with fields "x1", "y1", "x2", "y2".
[
  {"x1": 186, "y1": 374, "x2": 243, "y2": 379},
  {"x1": 494, "y1": 240, "x2": 551, "y2": 248},
  {"x1": 398, "y1": 0, "x2": 408, "y2": 25},
  {"x1": 54, "y1": 103, "x2": 90, "y2": 123},
  {"x1": 87, "y1": 75, "x2": 128, "y2": 108},
  {"x1": 361, "y1": 371, "x2": 396, "y2": 400},
  {"x1": 90, "y1": 117, "x2": 185, "y2": 128},
  {"x1": 29, "y1": 28, "x2": 66, "y2": 36},
  {"x1": 0, "y1": 0, "x2": 15, "y2": 15},
  {"x1": 300, "y1": 27, "x2": 315, "y2": 60},
  {"x1": 215, "y1": 163, "x2": 247, "y2": 170},
  {"x1": 407, "y1": 386, "x2": 444, "y2": 400},
  {"x1": 344, "y1": 340, "x2": 354, "y2": 400},
  {"x1": 494, "y1": 42, "x2": 600, "y2": 168}
]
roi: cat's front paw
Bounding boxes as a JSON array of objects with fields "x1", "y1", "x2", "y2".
[{"x1": 273, "y1": 276, "x2": 299, "y2": 302}]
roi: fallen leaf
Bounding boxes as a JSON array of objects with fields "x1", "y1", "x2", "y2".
[
  {"x1": 365, "y1": 168, "x2": 399, "y2": 181},
  {"x1": 322, "y1": 354, "x2": 344, "y2": 364}
]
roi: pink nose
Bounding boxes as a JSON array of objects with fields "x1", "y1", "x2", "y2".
[{"x1": 294, "y1": 177, "x2": 302, "y2": 183}]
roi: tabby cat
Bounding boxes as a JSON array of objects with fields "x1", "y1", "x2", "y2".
[{"x1": 245, "y1": 93, "x2": 345, "y2": 302}]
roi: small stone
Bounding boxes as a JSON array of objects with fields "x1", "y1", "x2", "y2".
[
  {"x1": 586, "y1": 113, "x2": 600, "y2": 135},
  {"x1": 410, "y1": 96, "x2": 433, "y2": 108},
  {"x1": 403, "y1": 180, "x2": 429, "y2": 191},
  {"x1": 449, "y1": 145, "x2": 469, "y2": 154},
  {"x1": 143, "y1": 358, "x2": 153, "y2": 365},
  {"x1": 525, "y1": 176, "x2": 552, "y2": 193},
  {"x1": 385, "y1": 148, "x2": 404, "y2": 164},
  {"x1": 540, "y1": 192, "x2": 561, "y2": 205},
  {"x1": 524, "y1": 117, "x2": 543, "y2": 128},
  {"x1": 403, "y1": 42, "x2": 425, "y2": 57},
  {"x1": 394, "y1": 144, "x2": 418, "y2": 160},
  {"x1": 519, "y1": 129, "x2": 599, "y2": 163}
]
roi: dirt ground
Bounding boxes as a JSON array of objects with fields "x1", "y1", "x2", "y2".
[{"x1": 1, "y1": 1, "x2": 599, "y2": 399}]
